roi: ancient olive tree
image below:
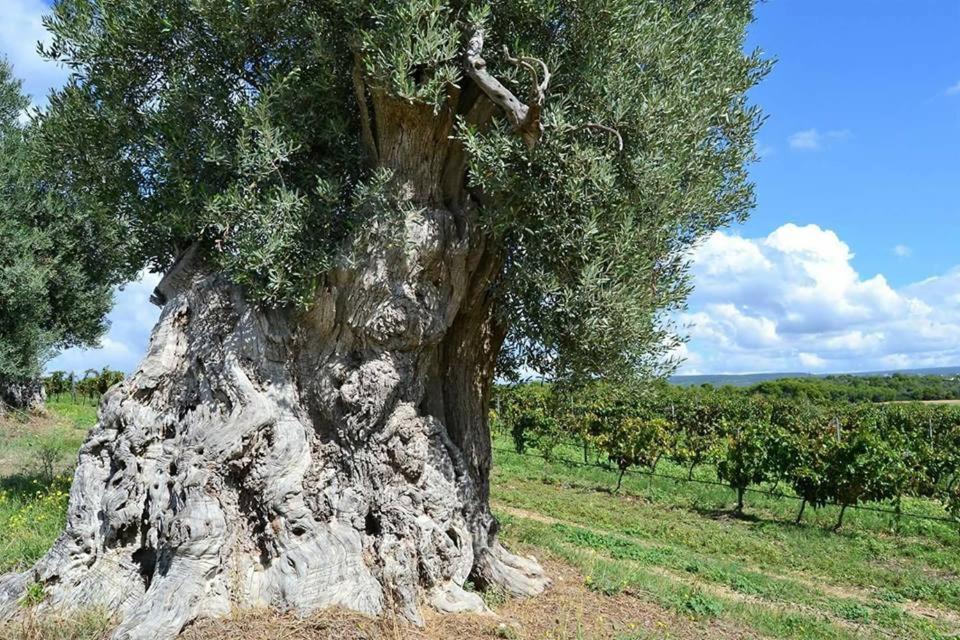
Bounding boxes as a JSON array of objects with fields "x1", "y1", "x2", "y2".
[
  {"x1": 0, "y1": 0, "x2": 766, "y2": 636},
  {"x1": 0, "y1": 60, "x2": 114, "y2": 413}
]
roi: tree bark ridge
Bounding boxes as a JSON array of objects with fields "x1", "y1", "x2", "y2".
[{"x1": 0, "y1": 205, "x2": 547, "y2": 639}]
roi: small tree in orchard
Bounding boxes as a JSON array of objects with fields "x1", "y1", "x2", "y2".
[
  {"x1": 0, "y1": 60, "x2": 114, "y2": 415},
  {"x1": 913, "y1": 408, "x2": 960, "y2": 527},
  {"x1": 593, "y1": 415, "x2": 673, "y2": 493},
  {"x1": 887, "y1": 404, "x2": 960, "y2": 510},
  {"x1": 562, "y1": 379, "x2": 657, "y2": 465},
  {"x1": 0, "y1": 1, "x2": 766, "y2": 636},
  {"x1": 825, "y1": 408, "x2": 905, "y2": 531},
  {"x1": 67, "y1": 367, "x2": 127, "y2": 404},
  {"x1": 93, "y1": 367, "x2": 126, "y2": 395},
  {"x1": 43, "y1": 371, "x2": 69, "y2": 397},
  {"x1": 500, "y1": 383, "x2": 563, "y2": 457},
  {"x1": 776, "y1": 402, "x2": 834, "y2": 524},
  {"x1": 715, "y1": 398, "x2": 779, "y2": 515},
  {"x1": 670, "y1": 387, "x2": 732, "y2": 480}
]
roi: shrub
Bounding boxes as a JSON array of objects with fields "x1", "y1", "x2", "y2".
[
  {"x1": 28, "y1": 435, "x2": 67, "y2": 485},
  {"x1": 592, "y1": 416, "x2": 673, "y2": 492},
  {"x1": 716, "y1": 410, "x2": 781, "y2": 514},
  {"x1": 823, "y1": 407, "x2": 904, "y2": 530}
]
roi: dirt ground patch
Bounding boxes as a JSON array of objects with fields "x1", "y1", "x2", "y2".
[{"x1": 181, "y1": 556, "x2": 755, "y2": 640}]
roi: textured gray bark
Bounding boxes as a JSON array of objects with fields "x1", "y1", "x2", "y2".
[
  {"x1": 0, "y1": 203, "x2": 546, "y2": 639},
  {"x1": 0, "y1": 379, "x2": 46, "y2": 414}
]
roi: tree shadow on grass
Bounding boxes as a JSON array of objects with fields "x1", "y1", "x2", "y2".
[
  {"x1": 537, "y1": 474, "x2": 653, "y2": 502},
  {"x1": 687, "y1": 505, "x2": 765, "y2": 525}
]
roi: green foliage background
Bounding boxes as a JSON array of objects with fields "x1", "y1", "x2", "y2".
[
  {"x1": 494, "y1": 380, "x2": 960, "y2": 527},
  {"x1": 33, "y1": 0, "x2": 768, "y2": 382},
  {"x1": 0, "y1": 60, "x2": 115, "y2": 386}
]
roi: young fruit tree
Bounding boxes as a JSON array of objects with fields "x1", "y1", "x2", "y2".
[
  {"x1": 0, "y1": 60, "x2": 115, "y2": 414},
  {"x1": 0, "y1": 1, "x2": 766, "y2": 636},
  {"x1": 716, "y1": 413, "x2": 779, "y2": 515},
  {"x1": 594, "y1": 415, "x2": 673, "y2": 493}
]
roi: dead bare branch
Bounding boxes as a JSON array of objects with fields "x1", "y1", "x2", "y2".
[
  {"x1": 465, "y1": 29, "x2": 528, "y2": 129},
  {"x1": 502, "y1": 46, "x2": 550, "y2": 105},
  {"x1": 464, "y1": 28, "x2": 549, "y2": 149}
]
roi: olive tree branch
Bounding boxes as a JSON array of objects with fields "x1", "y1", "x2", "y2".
[
  {"x1": 352, "y1": 51, "x2": 379, "y2": 166},
  {"x1": 576, "y1": 122, "x2": 624, "y2": 152},
  {"x1": 501, "y1": 45, "x2": 550, "y2": 106},
  {"x1": 464, "y1": 28, "x2": 547, "y2": 149}
]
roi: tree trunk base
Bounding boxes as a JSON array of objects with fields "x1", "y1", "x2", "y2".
[
  {"x1": 0, "y1": 379, "x2": 46, "y2": 414},
  {"x1": 0, "y1": 211, "x2": 547, "y2": 638}
]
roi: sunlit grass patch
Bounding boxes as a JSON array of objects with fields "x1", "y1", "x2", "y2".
[
  {"x1": 0, "y1": 402, "x2": 93, "y2": 573},
  {"x1": 493, "y1": 440, "x2": 960, "y2": 640},
  {"x1": 0, "y1": 475, "x2": 71, "y2": 572},
  {"x1": 0, "y1": 607, "x2": 114, "y2": 640}
]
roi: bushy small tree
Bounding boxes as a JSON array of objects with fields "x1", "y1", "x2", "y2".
[
  {"x1": 593, "y1": 415, "x2": 673, "y2": 493},
  {"x1": 43, "y1": 371, "x2": 69, "y2": 397},
  {"x1": 512, "y1": 399, "x2": 562, "y2": 459},
  {"x1": 669, "y1": 388, "x2": 731, "y2": 480},
  {"x1": 495, "y1": 383, "x2": 560, "y2": 455},
  {"x1": 0, "y1": 60, "x2": 115, "y2": 412},
  {"x1": 716, "y1": 398, "x2": 780, "y2": 515},
  {"x1": 824, "y1": 407, "x2": 904, "y2": 530},
  {"x1": 782, "y1": 416, "x2": 834, "y2": 524}
]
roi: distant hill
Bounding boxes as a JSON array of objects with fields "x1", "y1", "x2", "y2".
[{"x1": 671, "y1": 366, "x2": 960, "y2": 388}]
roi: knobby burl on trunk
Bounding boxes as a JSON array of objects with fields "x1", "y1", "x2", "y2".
[{"x1": 0, "y1": 30, "x2": 560, "y2": 639}]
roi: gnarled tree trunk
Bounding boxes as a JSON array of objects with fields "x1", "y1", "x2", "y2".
[
  {"x1": 0, "y1": 378, "x2": 46, "y2": 415},
  {"x1": 0, "y1": 98, "x2": 547, "y2": 639}
]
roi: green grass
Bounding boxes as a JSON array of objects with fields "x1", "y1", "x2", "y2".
[
  {"x1": 44, "y1": 398, "x2": 98, "y2": 428},
  {"x1": 491, "y1": 434, "x2": 960, "y2": 639},
  {"x1": 0, "y1": 402, "x2": 96, "y2": 573},
  {"x1": 0, "y1": 397, "x2": 113, "y2": 639},
  {"x1": 2, "y1": 408, "x2": 958, "y2": 639}
]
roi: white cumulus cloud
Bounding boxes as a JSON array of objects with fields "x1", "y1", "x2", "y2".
[
  {"x1": 680, "y1": 223, "x2": 960, "y2": 374},
  {"x1": 787, "y1": 128, "x2": 850, "y2": 151}
]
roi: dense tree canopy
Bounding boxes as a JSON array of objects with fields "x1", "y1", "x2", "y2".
[
  {"x1": 36, "y1": 0, "x2": 767, "y2": 383},
  {"x1": 747, "y1": 374, "x2": 960, "y2": 404},
  {"x1": 0, "y1": 60, "x2": 114, "y2": 390}
]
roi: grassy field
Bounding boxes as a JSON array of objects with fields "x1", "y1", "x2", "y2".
[
  {"x1": 1, "y1": 404, "x2": 958, "y2": 639},
  {"x1": 0, "y1": 400, "x2": 96, "y2": 577},
  {"x1": 492, "y1": 440, "x2": 960, "y2": 640}
]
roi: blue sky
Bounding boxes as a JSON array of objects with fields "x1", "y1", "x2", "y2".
[
  {"x1": 2, "y1": 0, "x2": 959, "y2": 376},
  {"x1": 672, "y1": 1, "x2": 960, "y2": 375},
  {"x1": 741, "y1": 1, "x2": 960, "y2": 286}
]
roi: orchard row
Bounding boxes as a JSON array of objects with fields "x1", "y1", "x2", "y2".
[{"x1": 492, "y1": 383, "x2": 960, "y2": 528}]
